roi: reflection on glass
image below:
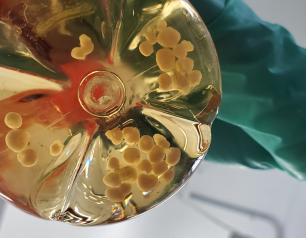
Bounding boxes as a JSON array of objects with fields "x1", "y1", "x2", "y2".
[{"x1": 0, "y1": 0, "x2": 221, "y2": 225}]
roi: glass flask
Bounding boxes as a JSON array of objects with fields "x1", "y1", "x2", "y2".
[{"x1": 0, "y1": 0, "x2": 221, "y2": 225}]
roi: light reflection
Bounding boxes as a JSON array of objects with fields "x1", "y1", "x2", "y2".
[{"x1": 142, "y1": 4, "x2": 163, "y2": 14}]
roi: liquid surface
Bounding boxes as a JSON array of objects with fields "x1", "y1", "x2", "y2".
[{"x1": 0, "y1": 0, "x2": 221, "y2": 225}]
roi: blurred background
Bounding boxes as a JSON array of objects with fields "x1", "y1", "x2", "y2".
[{"x1": 1, "y1": 0, "x2": 306, "y2": 237}]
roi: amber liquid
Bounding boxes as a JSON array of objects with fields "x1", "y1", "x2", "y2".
[{"x1": 0, "y1": 0, "x2": 221, "y2": 225}]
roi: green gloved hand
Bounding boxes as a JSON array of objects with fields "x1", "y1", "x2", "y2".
[{"x1": 190, "y1": 0, "x2": 306, "y2": 179}]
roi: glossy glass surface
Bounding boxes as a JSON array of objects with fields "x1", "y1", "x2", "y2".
[{"x1": 0, "y1": 0, "x2": 221, "y2": 225}]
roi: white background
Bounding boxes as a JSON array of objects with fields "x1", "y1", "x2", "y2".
[{"x1": 1, "y1": 0, "x2": 306, "y2": 237}]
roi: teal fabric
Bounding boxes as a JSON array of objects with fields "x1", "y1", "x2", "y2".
[{"x1": 190, "y1": 0, "x2": 306, "y2": 179}]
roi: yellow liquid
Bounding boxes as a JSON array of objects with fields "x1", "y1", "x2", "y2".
[{"x1": 0, "y1": 0, "x2": 221, "y2": 225}]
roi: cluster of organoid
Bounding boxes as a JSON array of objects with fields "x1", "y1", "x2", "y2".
[
  {"x1": 4, "y1": 112, "x2": 64, "y2": 168},
  {"x1": 104, "y1": 126, "x2": 181, "y2": 202},
  {"x1": 138, "y1": 20, "x2": 202, "y2": 94}
]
